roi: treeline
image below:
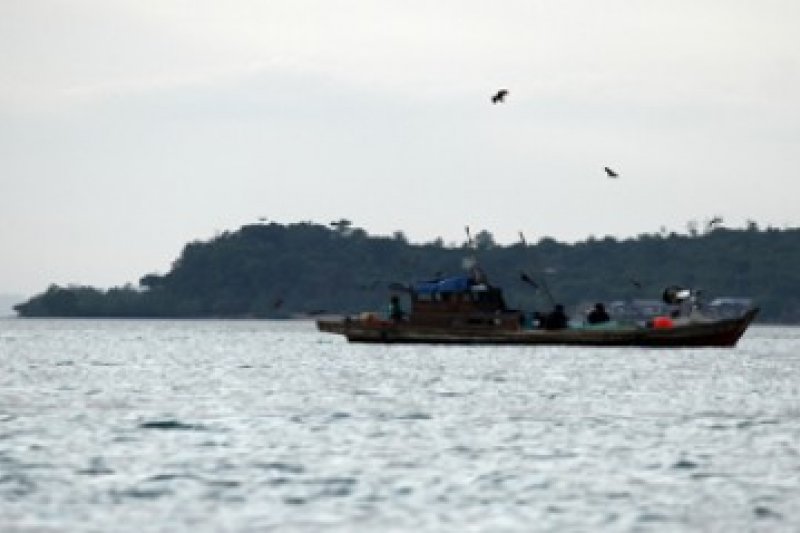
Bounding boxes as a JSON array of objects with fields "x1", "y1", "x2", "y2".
[{"x1": 14, "y1": 221, "x2": 800, "y2": 323}]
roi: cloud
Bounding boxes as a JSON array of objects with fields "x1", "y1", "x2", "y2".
[{"x1": 3, "y1": 0, "x2": 799, "y2": 112}]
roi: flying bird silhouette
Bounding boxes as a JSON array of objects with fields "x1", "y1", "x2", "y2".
[
  {"x1": 491, "y1": 89, "x2": 508, "y2": 104},
  {"x1": 604, "y1": 167, "x2": 619, "y2": 178}
]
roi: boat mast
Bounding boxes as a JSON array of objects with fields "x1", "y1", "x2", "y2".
[{"x1": 518, "y1": 231, "x2": 556, "y2": 308}]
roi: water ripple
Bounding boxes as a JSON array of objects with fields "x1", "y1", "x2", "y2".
[
  {"x1": 0, "y1": 319, "x2": 798, "y2": 531},
  {"x1": 138, "y1": 420, "x2": 207, "y2": 431}
]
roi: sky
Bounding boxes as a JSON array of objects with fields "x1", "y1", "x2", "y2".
[{"x1": 2, "y1": 0, "x2": 799, "y2": 296}]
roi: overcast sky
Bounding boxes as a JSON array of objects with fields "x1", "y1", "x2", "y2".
[{"x1": 2, "y1": 0, "x2": 799, "y2": 296}]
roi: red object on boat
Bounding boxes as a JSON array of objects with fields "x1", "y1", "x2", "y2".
[{"x1": 652, "y1": 316, "x2": 674, "y2": 329}]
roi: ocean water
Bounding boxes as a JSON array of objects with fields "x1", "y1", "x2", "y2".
[{"x1": 1, "y1": 319, "x2": 799, "y2": 532}]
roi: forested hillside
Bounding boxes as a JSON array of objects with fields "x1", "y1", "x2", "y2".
[{"x1": 14, "y1": 222, "x2": 800, "y2": 323}]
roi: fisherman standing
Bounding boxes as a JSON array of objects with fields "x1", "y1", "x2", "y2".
[
  {"x1": 543, "y1": 304, "x2": 569, "y2": 330},
  {"x1": 388, "y1": 295, "x2": 405, "y2": 322},
  {"x1": 586, "y1": 303, "x2": 611, "y2": 325}
]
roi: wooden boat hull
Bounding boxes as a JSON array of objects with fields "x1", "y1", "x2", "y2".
[{"x1": 317, "y1": 308, "x2": 759, "y2": 347}]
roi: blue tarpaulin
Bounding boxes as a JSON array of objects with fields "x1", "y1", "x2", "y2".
[{"x1": 414, "y1": 276, "x2": 472, "y2": 294}]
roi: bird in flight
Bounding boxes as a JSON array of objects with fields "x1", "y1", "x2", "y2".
[
  {"x1": 491, "y1": 89, "x2": 508, "y2": 104},
  {"x1": 604, "y1": 167, "x2": 619, "y2": 178}
]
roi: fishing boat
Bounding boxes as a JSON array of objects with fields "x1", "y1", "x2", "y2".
[{"x1": 316, "y1": 274, "x2": 758, "y2": 347}]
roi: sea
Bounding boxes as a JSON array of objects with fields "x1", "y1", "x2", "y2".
[{"x1": 1, "y1": 319, "x2": 799, "y2": 532}]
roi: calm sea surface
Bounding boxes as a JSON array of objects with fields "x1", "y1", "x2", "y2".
[{"x1": 1, "y1": 319, "x2": 799, "y2": 532}]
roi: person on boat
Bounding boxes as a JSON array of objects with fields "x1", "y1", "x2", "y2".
[
  {"x1": 543, "y1": 304, "x2": 569, "y2": 330},
  {"x1": 586, "y1": 302, "x2": 610, "y2": 325},
  {"x1": 388, "y1": 295, "x2": 406, "y2": 322}
]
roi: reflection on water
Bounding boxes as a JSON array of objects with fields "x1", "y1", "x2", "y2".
[{"x1": 1, "y1": 319, "x2": 799, "y2": 531}]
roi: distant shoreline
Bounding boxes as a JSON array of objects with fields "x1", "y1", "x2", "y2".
[
  {"x1": 12, "y1": 222, "x2": 800, "y2": 323},
  {"x1": 4, "y1": 317, "x2": 796, "y2": 328},
  {"x1": 0, "y1": 294, "x2": 24, "y2": 318}
]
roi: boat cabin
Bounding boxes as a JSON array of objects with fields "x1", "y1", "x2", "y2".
[{"x1": 405, "y1": 276, "x2": 521, "y2": 329}]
